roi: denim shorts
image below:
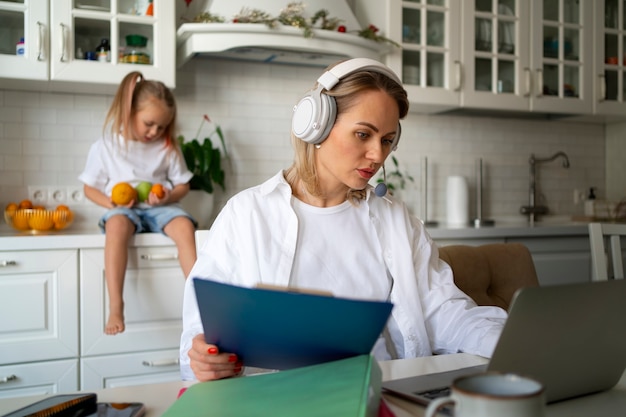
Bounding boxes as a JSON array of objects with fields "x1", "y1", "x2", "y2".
[{"x1": 98, "y1": 205, "x2": 197, "y2": 235}]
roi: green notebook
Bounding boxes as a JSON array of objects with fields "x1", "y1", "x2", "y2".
[{"x1": 162, "y1": 355, "x2": 382, "y2": 417}]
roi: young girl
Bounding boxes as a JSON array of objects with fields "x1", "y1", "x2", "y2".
[{"x1": 79, "y1": 71, "x2": 197, "y2": 335}]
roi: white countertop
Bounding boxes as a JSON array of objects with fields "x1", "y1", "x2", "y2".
[{"x1": 0, "y1": 220, "x2": 591, "y2": 251}]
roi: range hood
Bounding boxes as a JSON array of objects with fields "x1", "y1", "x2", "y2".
[{"x1": 176, "y1": 0, "x2": 392, "y2": 67}]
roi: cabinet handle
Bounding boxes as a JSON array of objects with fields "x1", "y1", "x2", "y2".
[
  {"x1": 0, "y1": 375, "x2": 17, "y2": 384},
  {"x1": 598, "y1": 73, "x2": 606, "y2": 102},
  {"x1": 142, "y1": 358, "x2": 179, "y2": 367},
  {"x1": 535, "y1": 69, "x2": 543, "y2": 98},
  {"x1": 37, "y1": 21, "x2": 45, "y2": 61},
  {"x1": 140, "y1": 253, "x2": 179, "y2": 261},
  {"x1": 59, "y1": 23, "x2": 67, "y2": 62},
  {"x1": 0, "y1": 260, "x2": 17, "y2": 267},
  {"x1": 523, "y1": 68, "x2": 531, "y2": 97},
  {"x1": 453, "y1": 61, "x2": 463, "y2": 91}
]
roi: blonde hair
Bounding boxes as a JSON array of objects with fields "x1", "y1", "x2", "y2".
[
  {"x1": 285, "y1": 66, "x2": 409, "y2": 202},
  {"x1": 104, "y1": 71, "x2": 177, "y2": 149}
]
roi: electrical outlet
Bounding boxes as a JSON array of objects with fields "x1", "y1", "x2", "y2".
[
  {"x1": 67, "y1": 186, "x2": 86, "y2": 205},
  {"x1": 28, "y1": 186, "x2": 48, "y2": 205},
  {"x1": 49, "y1": 187, "x2": 67, "y2": 204}
]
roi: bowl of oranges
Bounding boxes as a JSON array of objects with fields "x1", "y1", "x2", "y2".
[{"x1": 4, "y1": 200, "x2": 74, "y2": 232}]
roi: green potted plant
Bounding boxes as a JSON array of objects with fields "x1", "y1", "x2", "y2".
[
  {"x1": 177, "y1": 114, "x2": 228, "y2": 194},
  {"x1": 178, "y1": 114, "x2": 229, "y2": 228},
  {"x1": 377, "y1": 155, "x2": 415, "y2": 194}
]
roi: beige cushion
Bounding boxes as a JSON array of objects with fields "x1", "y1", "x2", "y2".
[{"x1": 439, "y1": 243, "x2": 539, "y2": 311}]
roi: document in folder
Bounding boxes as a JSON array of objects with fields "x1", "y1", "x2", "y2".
[{"x1": 193, "y1": 278, "x2": 394, "y2": 370}]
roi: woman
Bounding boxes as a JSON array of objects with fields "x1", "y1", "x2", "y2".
[{"x1": 179, "y1": 58, "x2": 507, "y2": 381}]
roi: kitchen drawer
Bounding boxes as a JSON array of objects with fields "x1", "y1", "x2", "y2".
[
  {"x1": 0, "y1": 250, "x2": 78, "y2": 364},
  {"x1": 81, "y1": 349, "x2": 180, "y2": 390},
  {"x1": 80, "y1": 248, "x2": 185, "y2": 356},
  {"x1": 0, "y1": 359, "x2": 78, "y2": 399}
]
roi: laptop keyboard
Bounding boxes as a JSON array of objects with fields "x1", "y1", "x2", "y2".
[
  {"x1": 414, "y1": 387, "x2": 453, "y2": 415},
  {"x1": 414, "y1": 386, "x2": 451, "y2": 400}
]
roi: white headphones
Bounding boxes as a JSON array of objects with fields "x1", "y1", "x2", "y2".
[{"x1": 291, "y1": 58, "x2": 403, "y2": 149}]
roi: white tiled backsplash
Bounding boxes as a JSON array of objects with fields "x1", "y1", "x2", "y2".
[{"x1": 0, "y1": 58, "x2": 606, "y2": 229}]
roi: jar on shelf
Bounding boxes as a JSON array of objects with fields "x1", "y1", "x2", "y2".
[
  {"x1": 123, "y1": 34, "x2": 151, "y2": 65},
  {"x1": 96, "y1": 38, "x2": 110, "y2": 62}
]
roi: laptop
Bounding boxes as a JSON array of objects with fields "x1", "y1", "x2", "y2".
[{"x1": 383, "y1": 279, "x2": 626, "y2": 405}]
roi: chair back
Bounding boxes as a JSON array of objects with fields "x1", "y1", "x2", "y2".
[
  {"x1": 588, "y1": 223, "x2": 626, "y2": 280},
  {"x1": 438, "y1": 243, "x2": 539, "y2": 310}
]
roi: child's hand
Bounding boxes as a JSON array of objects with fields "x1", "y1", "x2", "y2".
[
  {"x1": 111, "y1": 197, "x2": 136, "y2": 208},
  {"x1": 147, "y1": 186, "x2": 170, "y2": 206}
]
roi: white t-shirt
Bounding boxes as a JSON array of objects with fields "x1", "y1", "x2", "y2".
[
  {"x1": 290, "y1": 197, "x2": 391, "y2": 301},
  {"x1": 78, "y1": 134, "x2": 193, "y2": 202}
]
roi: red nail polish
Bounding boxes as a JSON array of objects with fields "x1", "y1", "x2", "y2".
[
  {"x1": 228, "y1": 354, "x2": 237, "y2": 363},
  {"x1": 207, "y1": 347, "x2": 218, "y2": 355}
]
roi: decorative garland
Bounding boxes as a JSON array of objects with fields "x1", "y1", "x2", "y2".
[{"x1": 184, "y1": 1, "x2": 399, "y2": 47}]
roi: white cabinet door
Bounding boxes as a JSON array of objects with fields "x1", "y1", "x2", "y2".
[
  {"x1": 81, "y1": 349, "x2": 180, "y2": 390},
  {"x1": 507, "y1": 236, "x2": 591, "y2": 286},
  {"x1": 80, "y1": 247, "x2": 185, "y2": 357},
  {"x1": 0, "y1": 250, "x2": 78, "y2": 365},
  {"x1": 0, "y1": 0, "x2": 48, "y2": 80},
  {"x1": 0, "y1": 360, "x2": 78, "y2": 399},
  {"x1": 529, "y1": 0, "x2": 594, "y2": 114},
  {"x1": 50, "y1": 0, "x2": 175, "y2": 89},
  {"x1": 0, "y1": 1, "x2": 175, "y2": 91},
  {"x1": 360, "y1": 0, "x2": 594, "y2": 115},
  {"x1": 593, "y1": 0, "x2": 626, "y2": 115}
]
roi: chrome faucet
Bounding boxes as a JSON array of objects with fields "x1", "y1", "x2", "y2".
[{"x1": 520, "y1": 151, "x2": 570, "y2": 223}]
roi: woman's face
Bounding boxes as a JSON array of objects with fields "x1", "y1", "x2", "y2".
[
  {"x1": 131, "y1": 97, "x2": 173, "y2": 143},
  {"x1": 316, "y1": 89, "x2": 400, "y2": 195}
]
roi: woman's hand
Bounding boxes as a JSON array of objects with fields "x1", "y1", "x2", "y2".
[{"x1": 188, "y1": 334, "x2": 242, "y2": 381}]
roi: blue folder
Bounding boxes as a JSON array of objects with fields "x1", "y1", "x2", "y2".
[{"x1": 193, "y1": 278, "x2": 394, "y2": 370}]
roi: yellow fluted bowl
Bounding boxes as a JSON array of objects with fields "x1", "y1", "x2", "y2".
[{"x1": 4, "y1": 206, "x2": 74, "y2": 232}]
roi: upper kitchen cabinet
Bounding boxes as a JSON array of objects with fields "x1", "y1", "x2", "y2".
[
  {"x1": 356, "y1": 0, "x2": 594, "y2": 116},
  {"x1": 0, "y1": 0, "x2": 175, "y2": 94},
  {"x1": 593, "y1": 0, "x2": 626, "y2": 116}
]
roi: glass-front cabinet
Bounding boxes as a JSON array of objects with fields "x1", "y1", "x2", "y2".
[
  {"x1": 0, "y1": 0, "x2": 174, "y2": 92},
  {"x1": 594, "y1": 0, "x2": 626, "y2": 115},
  {"x1": 367, "y1": 0, "x2": 594, "y2": 115},
  {"x1": 530, "y1": 0, "x2": 593, "y2": 114}
]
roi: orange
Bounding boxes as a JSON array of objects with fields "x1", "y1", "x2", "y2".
[
  {"x1": 18, "y1": 199, "x2": 33, "y2": 209},
  {"x1": 29, "y1": 211, "x2": 54, "y2": 231},
  {"x1": 5, "y1": 202, "x2": 18, "y2": 219},
  {"x1": 33, "y1": 205, "x2": 46, "y2": 210},
  {"x1": 53, "y1": 206, "x2": 74, "y2": 229},
  {"x1": 151, "y1": 183, "x2": 165, "y2": 199},
  {"x1": 111, "y1": 182, "x2": 137, "y2": 205},
  {"x1": 11, "y1": 210, "x2": 31, "y2": 230}
]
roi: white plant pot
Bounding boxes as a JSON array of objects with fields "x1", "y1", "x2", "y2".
[{"x1": 181, "y1": 190, "x2": 215, "y2": 229}]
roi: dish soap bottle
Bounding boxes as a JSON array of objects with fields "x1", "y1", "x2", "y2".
[{"x1": 584, "y1": 187, "x2": 596, "y2": 217}]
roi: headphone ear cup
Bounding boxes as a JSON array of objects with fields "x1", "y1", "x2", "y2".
[{"x1": 292, "y1": 89, "x2": 337, "y2": 144}]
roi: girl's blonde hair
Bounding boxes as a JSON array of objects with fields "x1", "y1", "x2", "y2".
[
  {"x1": 285, "y1": 66, "x2": 409, "y2": 202},
  {"x1": 104, "y1": 71, "x2": 177, "y2": 148}
]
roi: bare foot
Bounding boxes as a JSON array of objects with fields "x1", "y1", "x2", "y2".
[{"x1": 105, "y1": 312, "x2": 125, "y2": 335}]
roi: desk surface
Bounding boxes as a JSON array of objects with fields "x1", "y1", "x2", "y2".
[{"x1": 1, "y1": 353, "x2": 625, "y2": 417}]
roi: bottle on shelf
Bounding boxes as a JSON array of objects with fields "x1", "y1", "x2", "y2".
[
  {"x1": 16, "y1": 37, "x2": 25, "y2": 56},
  {"x1": 96, "y1": 38, "x2": 110, "y2": 62},
  {"x1": 146, "y1": 0, "x2": 154, "y2": 16}
]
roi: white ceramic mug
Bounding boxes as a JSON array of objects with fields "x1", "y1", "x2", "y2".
[{"x1": 424, "y1": 372, "x2": 546, "y2": 417}]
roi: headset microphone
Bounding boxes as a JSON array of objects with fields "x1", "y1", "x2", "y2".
[{"x1": 374, "y1": 165, "x2": 388, "y2": 198}]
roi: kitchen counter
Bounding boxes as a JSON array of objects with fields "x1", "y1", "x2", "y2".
[{"x1": 0, "y1": 221, "x2": 592, "y2": 251}]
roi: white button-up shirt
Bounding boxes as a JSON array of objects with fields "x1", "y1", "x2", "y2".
[{"x1": 179, "y1": 171, "x2": 507, "y2": 380}]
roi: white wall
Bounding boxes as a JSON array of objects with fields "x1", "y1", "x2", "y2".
[{"x1": 0, "y1": 58, "x2": 607, "y2": 229}]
